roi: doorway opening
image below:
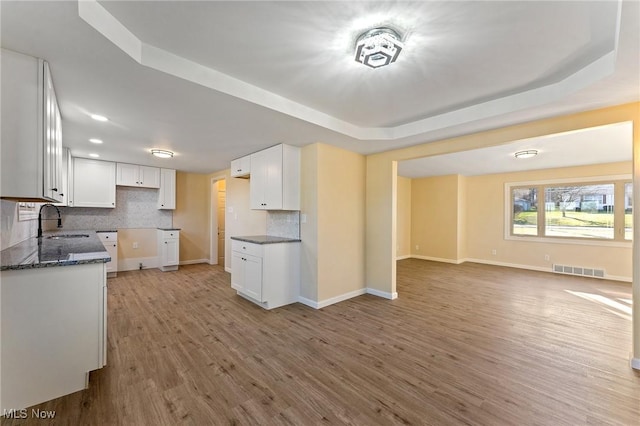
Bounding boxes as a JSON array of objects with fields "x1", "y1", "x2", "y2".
[{"x1": 210, "y1": 178, "x2": 226, "y2": 267}]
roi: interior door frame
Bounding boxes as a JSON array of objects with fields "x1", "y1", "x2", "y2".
[{"x1": 209, "y1": 177, "x2": 226, "y2": 266}]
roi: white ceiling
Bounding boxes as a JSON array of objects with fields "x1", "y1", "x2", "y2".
[
  {"x1": 1, "y1": 1, "x2": 638, "y2": 174},
  {"x1": 398, "y1": 121, "x2": 633, "y2": 178}
]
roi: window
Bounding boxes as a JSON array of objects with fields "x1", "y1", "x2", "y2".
[
  {"x1": 625, "y1": 182, "x2": 633, "y2": 240},
  {"x1": 545, "y1": 184, "x2": 614, "y2": 239},
  {"x1": 512, "y1": 187, "x2": 538, "y2": 236},
  {"x1": 507, "y1": 177, "x2": 632, "y2": 243}
]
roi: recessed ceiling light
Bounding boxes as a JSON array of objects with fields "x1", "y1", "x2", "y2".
[
  {"x1": 89, "y1": 138, "x2": 103, "y2": 144},
  {"x1": 514, "y1": 150, "x2": 538, "y2": 159},
  {"x1": 90, "y1": 114, "x2": 108, "y2": 122},
  {"x1": 151, "y1": 149, "x2": 174, "y2": 158},
  {"x1": 89, "y1": 153, "x2": 100, "y2": 158},
  {"x1": 355, "y1": 27, "x2": 404, "y2": 69}
]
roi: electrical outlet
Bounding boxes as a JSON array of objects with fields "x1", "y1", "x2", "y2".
[
  {"x1": 133, "y1": 242, "x2": 139, "y2": 249},
  {"x1": 544, "y1": 254, "x2": 550, "y2": 261},
  {"x1": 415, "y1": 245, "x2": 420, "y2": 251},
  {"x1": 491, "y1": 249, "x2": 497, "y2": 255}
]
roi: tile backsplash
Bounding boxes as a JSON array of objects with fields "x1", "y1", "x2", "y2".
[
  {"x1": 58, "y1": 187, "x2": 172, "y2": 230},
  {"x1": 266, "y1": 211, "x2": 300, "y2": 239},
  {"x1": 0, "y1": 200, "x2": 38, "y2": 250}
]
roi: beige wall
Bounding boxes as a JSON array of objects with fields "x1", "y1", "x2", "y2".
[
  {"x1": 396, "y1": 176, "x2": 412, "y2": 258},
  {"x1": 464, "y1": 161, "x2": 632, "y2": 279},
  {"x1": 301, "y1": 143, "x2": 366, "y2": 303},
  {"x1": 118, "y1": 229, "x2": 157, "y2": 259},
  {"x1": 411, "y1": 175, "x2": 460, "y2": 261},
  {"x1": 366, "y1": 102, "x2": 640, "y2": 361},
  {"x1": 173, "y1": 171, "x2": 211, "y2": 263}
]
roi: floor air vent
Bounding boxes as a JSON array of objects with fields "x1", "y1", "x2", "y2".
[{"x1": 553, "y1": 264, "x2": 605, "y2": 279}]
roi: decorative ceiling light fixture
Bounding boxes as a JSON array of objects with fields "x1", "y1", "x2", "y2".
[
  {"x1": 514, "y1": 150, "x2": 538, "y2": 159},
  {"x1": 151, "y1": 149, "x2": 174, "y2": 158},
  {"x1": 355, "y1": 27, "x2": 404, "y2": 69}
]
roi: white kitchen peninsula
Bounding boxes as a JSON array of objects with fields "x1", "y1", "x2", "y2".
[{"x1": 0, "y1": 231, "x2": 109, "y2": 411}]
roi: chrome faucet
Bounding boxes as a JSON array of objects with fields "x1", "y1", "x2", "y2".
[{"x1": 37, "y1": 203, "x2": 63, "y2": 238}]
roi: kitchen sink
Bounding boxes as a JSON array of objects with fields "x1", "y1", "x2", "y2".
[{"x1": 46, "y1": 234, "x2": 90, "y2": 239}]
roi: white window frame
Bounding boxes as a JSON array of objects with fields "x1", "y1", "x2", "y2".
[{"x1": 504, "y1": 174, "x2": 632, "y2": 248}]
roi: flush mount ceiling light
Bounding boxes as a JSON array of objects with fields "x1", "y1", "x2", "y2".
[
  {"x1": 89, "y1": 153, "x2": 100, "y2": 158},
  {"x1": 355, "y1": 27, "x2": 404, "y2": 69},
  {"x1": 151, "y1": 149, "x2": 174, "y2": 158},
  {"x1": 514, "y1": 150, "x2": 538, "y2": 159},
  {"x1": 89, "y1": 138, "x2": 103, "y2": 144},
  {"x1": 90, "y1": 114, "x2": 108, "y2": 122}
]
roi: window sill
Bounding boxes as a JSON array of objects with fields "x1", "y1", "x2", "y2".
[{"x1": 505, "y1": 234, "x2": 632, "y2": 248}]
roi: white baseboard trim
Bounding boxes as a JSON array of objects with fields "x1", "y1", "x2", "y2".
[
  {"x1": 631, "y1": 357, "x2": 640, "y2": 370},
  {"x1": 179, "y1": 258, "x2": 209, "y2": 266},
  {"x1": 224, "y1": 266, "x2": 231, "y2": 273},
  {"x1": 366, "y1": 288, "x2": 398, "y2": 300},
  {"x1": 396, "y1": 255, "x2": 412, "y2": 260},
  {"x1": 298, "y1": 288, "x2": 367, "y2": 309},
  {"x1": 298, "y1": 296, "x2": 319, "y2": 309},
  {"x1": 411, "y1": 255, "x2": 464, "y2": 264},
  {"x1": 463, "y1": 258, "x2": 632, "y2": 282},
  {"x1": 118, "y1": 256, "x2": 159, "y2": 272}
]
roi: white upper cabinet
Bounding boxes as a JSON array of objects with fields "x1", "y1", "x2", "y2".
[
  {"x1": 157, "y1": 168, "x2": 176, "y2": 210},
  {"x1": 71, "y1": 158, "x2": 116, "y2": 208},
  {"x1": 230, "y1": 155, "x2": 251, "y2": 178},
  {"x1": 54, "y1": 147, "x2": 71, "y2": 207},
  {"x1": 1, "y1": 49, "x2": 63, "y2": 202},
  {"x1": 250, "y1": 144, "x2": 300, "y2": 210},
  {"x1": 116, "y1": 163, "x2": 160, "y2": 188}
]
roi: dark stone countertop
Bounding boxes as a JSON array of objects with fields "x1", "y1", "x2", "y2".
[
  {"x1": 157, "y1": 228, "x2": 181, "y2": 231},
  {"x1": 96, "y1": 229, "x2": 118, "y2": 233},
  {"x1": 231, "y1": 235, "x2": 301, "y2": 245},
  {"x1": 1, "y1": 230, "x2": 111, "y2": 271}
]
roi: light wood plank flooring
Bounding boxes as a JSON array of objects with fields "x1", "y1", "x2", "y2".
[{"x1": 3, "y1": 259, "x2": 639, "y2": 425}]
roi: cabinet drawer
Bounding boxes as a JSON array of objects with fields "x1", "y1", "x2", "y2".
[
  {"x1": 232, "y1": 240, "x2": 262, "y2": 257},
  {"x1": 96, "y1": 232, "x2": 117, "y2": 242},
  {"x1": 159, "y1": 230, "x2": 179, "y2": 240}
]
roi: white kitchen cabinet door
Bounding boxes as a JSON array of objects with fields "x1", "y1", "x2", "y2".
[
  {"x1": 116, "y1": 163, "x2": 139, "y2": 186},
  {"x1": 230, "y1": 155, "x2": 251, "y2": 178},
  {"x1": 1, "y1": 50, "x2": 62, "y2": 202},
  {"x1": 249, "y1": 144, "x2": 300, "y2": 210},
  {"x1": 72, "y1": 158, "x2": 116, "y2": 208},
  {"x1": 231, "y1": 251, "x2": 246, "y2": 292},
  {"x1": 54, "y1": 148, "x2": 71, "y2": 207},
  {"x1": 138, "y1": 166, "x2": 160, "y2": 188},
  {"x1": 158, "y1": 168, "x2": 176, "y2": 209},
  {"x1": 243, "y1": 254, "x2": 263, "y2": 301},
  {"x1": 250, "y1": 145, "x2": 282, "y2": 209},
  {"x1": 163, "y1": 239, "x2": 179, "y2": 266},
  {"x1": 231, "y1": 250, "x2": 263, "y2": 302},
  {"x1": 116, "y1": 163, "x2": 160, "y2": 188},
  {"x1": 158, "y1": 230, "x2": 179, "y2": 271}
]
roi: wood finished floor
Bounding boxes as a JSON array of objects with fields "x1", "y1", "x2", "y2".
[{"x1": 3, "y1": 259, "x2": 639, "y2": 425}]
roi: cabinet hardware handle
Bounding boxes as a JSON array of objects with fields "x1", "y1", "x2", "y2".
[
  {"x1": 59, "y1": 193, "x2": 64, "y2": 196},
  {"x1": 52, "y1": 188, "x2": 58, "y2": 192},
  {"x1": 165, "y1": 242, "x2": 167, "y2": 244}
]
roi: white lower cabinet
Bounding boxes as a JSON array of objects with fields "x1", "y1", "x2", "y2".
[
  {"x1": 231, "y1": 239, "x2": 300, "y2": 309},
  {"x1": 1, "y1": 263, "x2": 107, "y2": 411},
  {"x1": 97, "y1": 231, "x2": 118, "y2": 277},
  {"x1": 158, "y1": 229, "x2": 180, "y2": 271}
]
